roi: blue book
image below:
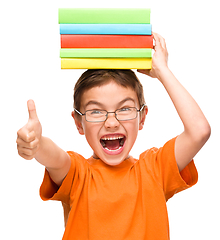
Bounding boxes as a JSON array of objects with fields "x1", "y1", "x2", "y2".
[{"x1": 60, "y1": 24, "x2": 152, "y2": 35}]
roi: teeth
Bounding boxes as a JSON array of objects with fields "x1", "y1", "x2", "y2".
[
  {"x1": 104, "y1": 146, "x2": 122, "y2": 152},
  {"x1": 101, "y1": 136, "x2": 124, "y2": 141}
]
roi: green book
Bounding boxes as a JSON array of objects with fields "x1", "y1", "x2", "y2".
[
  {"x1": 58, "y1": 8, "x2": 151, "y2": 24},
  {"x1": 60, "y1": 48, "x2": 152, "y2": 58}
]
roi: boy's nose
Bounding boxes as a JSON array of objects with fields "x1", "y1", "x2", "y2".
[{"x1": 104, "y1": 112, "x2": 120, "y2": 129}]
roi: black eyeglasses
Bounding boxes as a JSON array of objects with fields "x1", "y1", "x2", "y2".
[{"x1": 74, "y1": 105, "x2": 145, "y2": 123}]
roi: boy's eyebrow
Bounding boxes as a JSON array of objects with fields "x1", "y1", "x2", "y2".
[
  {"x1": 118, "y1": 97, "x2": 136, "y2": 106},
  {"x1": 85, "y1": 100, "x2": 104, "y2": 108},
  {"x1": 84, "y1": 97, "x2": 136, "y2": 109}
]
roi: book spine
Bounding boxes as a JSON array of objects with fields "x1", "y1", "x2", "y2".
[
  {"x1": 60, "y1": 24, "x2": 152, "y2": 35},
  {"x1": 61, "y1": 58, "x2": 152, "y2": 69},
  {"x1": 58, "y1": 8, "x2": 151, "y2": 24},
  {"x1": 61, "y1": 35, "x2": 153, "y2": 48},
  {"x1": 60, "y1": 48, "x2": 152, "y2": 58}
]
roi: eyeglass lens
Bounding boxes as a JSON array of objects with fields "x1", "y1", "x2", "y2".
[{"x1": 85, "y1": 107, "x2": 138, "y2": 122}]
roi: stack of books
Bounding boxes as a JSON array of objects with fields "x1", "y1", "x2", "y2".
[{"x1": 58, "y1": 8, "x2": 153, "y2": 69}]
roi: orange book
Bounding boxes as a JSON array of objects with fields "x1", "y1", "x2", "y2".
[{"x1": 61, "y1": 35, "x2": 153, "y2": 48}]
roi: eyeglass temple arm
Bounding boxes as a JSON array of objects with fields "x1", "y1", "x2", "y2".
[
  {"x1": 139, "y1": 104, "x2": 146, "y2": 112},
  {"x1": 74, "y1": 108, "x2": 84, "y2": 116}
]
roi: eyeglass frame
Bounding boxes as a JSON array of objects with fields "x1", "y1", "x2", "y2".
[{"x1": 74, "y1": 104, "x2": 146, "y2": 123}]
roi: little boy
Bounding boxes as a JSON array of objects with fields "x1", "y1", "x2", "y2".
[{"x1": 17, "y1": 33, "x2": 211, "y2": 240}]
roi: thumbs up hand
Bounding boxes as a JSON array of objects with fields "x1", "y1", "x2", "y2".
[{"x1": 17, "y1": 100, "x2": 42, "y2": 160}]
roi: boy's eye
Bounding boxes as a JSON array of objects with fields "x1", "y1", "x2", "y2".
[
  {"x1": 89, "y1": 110, "x2": 104, "y2": 115},
  {"x1": 121, "y1": 108, "x2": 130, "y2": 111},
  {"x1": 118, "y1": 107, "x2": 132, "y2": 113}
]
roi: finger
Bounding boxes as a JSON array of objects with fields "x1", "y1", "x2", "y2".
[
  {"x1": 153, "y1": 32, "x2": 166, "y2": 49},
  {"x1": 17, "y1": 128, "x2": 36, "y2": 143},
  {"x1": 27, "y1": 99, "x2": 38, "y2": 120},
  {"x1": 152, "y1": 33, "x2": 161, "y2": 51},
  {"x1": 158, "y1": 35, "x2": 166, "y2": 49},
  {"x1": 152, "y1": 32, "x2": 160, "y2": 43},
  {"x1": 17, "y1": 150, "x2": 35, "y2": 160},
  {"x1": 16, "y1": 136, "x2": 39, "y2": 149},
  {"x1": 17, "y1": 144, "x2": 38, "y2": 155},
  {"x1": 137, "y1": 69, "x2": 150, "y2": 75},
  {"x1": 17, "y1": 142, "x2": 39, "y2": 159},
  {"x1": 137, "y1": 69, "x2": 154, "y2": 78}
]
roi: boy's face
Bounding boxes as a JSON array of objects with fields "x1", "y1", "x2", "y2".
[{"x1": 73, "y1": 80, "x2": 147, "y2": 166}]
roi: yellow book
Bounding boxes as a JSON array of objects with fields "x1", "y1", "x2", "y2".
[{"x1": 61, "y1": 58, "x2": 152, "y2": 69}]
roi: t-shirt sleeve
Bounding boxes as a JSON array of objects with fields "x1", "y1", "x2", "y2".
[
  {"x1": 39, "y1": 151, "x2": 82, "y2": 205},
  {"x1": 140, "y1": 137, "x2": 198, "y2": 201}
]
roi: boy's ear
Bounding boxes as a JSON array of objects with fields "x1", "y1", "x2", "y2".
[
  {"x1": 139, "y1": 106, "x2": 148, "y2": 130},
  {"x1": 71, "y1": 111, "x2": 84, "y2": 135}
]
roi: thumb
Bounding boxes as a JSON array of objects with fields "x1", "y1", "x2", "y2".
[{"x1": 27, "y1": 99, "x2": 38, "y2": 120}]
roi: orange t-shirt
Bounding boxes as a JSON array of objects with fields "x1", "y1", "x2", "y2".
[{"x1": 40, "y1": 137, "x2": 198, "y2": 240}]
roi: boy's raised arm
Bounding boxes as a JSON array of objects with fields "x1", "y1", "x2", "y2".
[
  {"x1": 16, "y1": 100, "x2": 71, "y2": 186},
  {"x1": 138, "y1": 33, "x2": 211, "y2": 172}
]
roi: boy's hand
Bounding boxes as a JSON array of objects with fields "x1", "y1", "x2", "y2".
[
  {"x1": 138, "y1": 32, "x2": 169, "y2": 80},
  {"x1": 17, "y1": 100, "x2": 42, "y2": 160}
]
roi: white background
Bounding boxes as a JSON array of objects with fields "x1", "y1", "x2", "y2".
[{"x1": 0, "y1": 0, "x2": 219, "y2": 239}]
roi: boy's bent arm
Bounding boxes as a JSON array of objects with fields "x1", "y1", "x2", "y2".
[
  {"x1": 17, "y1": 100, "x2": 71, "y2": 186},
  {"x1": 138, "y1": 33, "x2": 211, "y2": 172},
  {"x1": 156, "y1": 67, "x2": 211, "y2": 171}
]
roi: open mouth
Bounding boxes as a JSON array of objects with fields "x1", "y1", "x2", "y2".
[{"x1": 100, "y1": 134, "x2": 126, "y2": 153}]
